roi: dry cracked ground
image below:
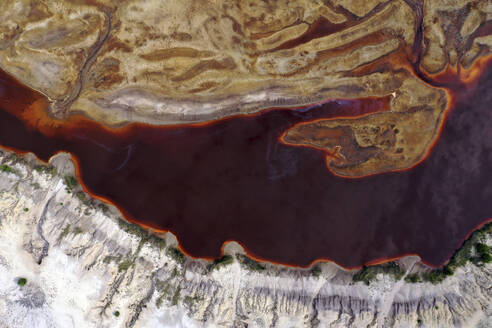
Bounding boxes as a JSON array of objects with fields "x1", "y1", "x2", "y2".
[{"x1": 0, "y1": 0, "x2": 491, "y2": 177}]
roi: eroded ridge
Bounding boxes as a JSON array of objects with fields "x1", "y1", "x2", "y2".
[{"x1": 0, "y1": 149, "x2": 490, "y2": 327}]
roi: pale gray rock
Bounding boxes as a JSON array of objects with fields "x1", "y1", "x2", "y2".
[{"x1": 0, "y1": 148, "x2": 489, "y2": 328}]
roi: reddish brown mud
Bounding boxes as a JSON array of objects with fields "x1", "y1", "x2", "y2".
[{"x1": 0, "y1": 55, "x2": 492, "y2": 268}]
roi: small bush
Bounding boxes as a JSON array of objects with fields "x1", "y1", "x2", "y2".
[
  {"x1": 422, "y1": 270, "x2": 446, "y2": 284},
  {"x1": 103, "y1": 255, "x2": 121, "y2": 264},
  {"x1": 237, "y1": 254, "x2": 265, "y2": 271},
  {"x1": 64, "y1": 175, "x2": 78, "y2": 192},
  {"x1": 404, "y1": 273, "x2": 420, "y2": 283},
  {"x1": 98, "y1": 203, "x2": 109, "y2": 213},
  {"x1": 118, "y1": 259, "x2": 133, "y2": 272},
  {"x1": 76, "y1": 191, "x2": 87, "y2": 202},
  {"x1": 35, "y1": 165, "x2": 57, "y2": 176},
  {"x1": 167, "y1": 247, "x2": 185, "y2": 264},
  {"x1": 476, "y1": 243, "x2": 489, "y2": 254},
  {"x1": 353, "y1": 262, "x2": 405, "y2": 285},
  {"x1": 72, "y1": 226, "x2": 83, "y2": 235},
  {"x1": 113, "y1": 311, "x2": 120, "y2": 317},
  {"x1": 476, "y1": 243, "x2": 491, "y2": 263},
  {"x1": 23, "y1": 208, "x2": 29, "y2": 212},
  {"x1": 480, "y1": 252, "x2": 492, "y2": 263},
  {"x1": 443, "y1": 265, "x2": 454, "y2": 276},
  {"x1": 311, "y1": 265, "x2": 322, "y2": 277},
  {"x1": 146, "y1": 234, "x2": 166, "y2": 250},
  {"x1": 210, "y1": 255, "x2": 234, "y2": 271},
  {"x1": 17, "y1": 278, "x2": 27, "y2": 286},
  {"x1": 0, "y1": 164, "x2": 15, "y2": 174},
  {"x1": 117, "y1": 219, "x2": 148, "y2": 239}
]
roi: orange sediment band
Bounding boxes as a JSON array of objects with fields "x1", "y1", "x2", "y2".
[
  {"x1": 0, "y1": 55, "x2": 492, "y2": 271},
  {"x1": 280, "y1": 54, "x2": 492, "y2": 180},
  {"x1": 1, "y1": 138, "x2": 491, "y2": 271}
]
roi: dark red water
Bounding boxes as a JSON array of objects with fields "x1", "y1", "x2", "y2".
[{"x1": 0, "y1": 63, "x2": 491, "y2": 268}]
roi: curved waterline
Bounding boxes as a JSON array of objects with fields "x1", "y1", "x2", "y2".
[{"x1": 0, "y1": 56, "x2": 491, "y2": 268}]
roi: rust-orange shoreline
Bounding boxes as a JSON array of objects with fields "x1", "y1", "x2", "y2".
[
  {"x1": 279, "y1": 54, "x2": 492, "y2": 180},
  {"x1": 2, "y1": 138, "x2": 491, "y2": 272},
  {"x1": 278, "y1": 87, "x2": 454, "y2": 180},
  {"x1": 0, "y1": 55, "x2": 492, "y2": 272}
]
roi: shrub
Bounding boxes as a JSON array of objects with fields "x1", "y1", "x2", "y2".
[
  {"x1": 476, "y1": 243, "x2": 489, "y2": 254},
  {"x1": 166, "y1": 247, "x2": 185, "y2": 264},
  {"x1": 17, "y1": 278, "x2": 27, "y2": 286},
  {"x1": 353, "y1": 266, "x2": 377, "y2": 285},
  {"x1": 236, "y1": 254, "x2": 265, "y2": 271},
  {"x1": 113, "y1": 311, "x2": 120, "y2": 317},
  {"x1": 35, "y1": 165, "x2": 57, "y2": 176},
  {"x1": 422, "y1": 270, "x2": 446, "y2": 284},
  {"x1": 118, "y1": 259, "x2": 133, "y2": 272},
  {"x1": 311, "y1": 265, "x2": 322, "y2": 277},
  {"x1": 404, "y1": 273, "x2": 420, "y2": 283},
  {"x1": 476, "y1": 243, "x2": 492, "y2": 263},
  {"x1": 72, "y1": 226, "x2": 83, "y2": 235},
  {"x1": 353, "y1": 262, "x2": 405, "y2": 285},
  {"x1": 98, "y1": 203, "x2": 109, "y2": 213},
  {"x1": 76, "y1": 191, "x2": 87, "y2": 202},
  {"x1": 443, "y1": 265, "x2": 454, "y2": 276},
  {"x1": 145, "y1": 234, "x2": 166, "y2": 250},
  {"x1": 103, "y1": 255, "x2": 121, "y2": 264},
  {"x1": 64, "y1": 175, "x2": 78, "y2": 192},
  {"x1": 117, "y1": 219, "x2": 148, "y2": 239},
  {"x1": 481, "y1": 252, "x2": 492, "y2": 263},
  {"x1": 0, "y1": 164, "x2": 15, "y2": 174},
  {"x1": 210, "y1": 255, "x2": 234, "y2": 271}
]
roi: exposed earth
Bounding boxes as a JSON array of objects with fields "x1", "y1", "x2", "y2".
[
  {"x1": 0, "y1": 150, "x2": 490, "y2": 327},
  {"x1": 1, "y1": 0, "x2": 491, "y2": 176},
  {"x1": 0, "y1": 0, "x2": 491, "y2": 327}
]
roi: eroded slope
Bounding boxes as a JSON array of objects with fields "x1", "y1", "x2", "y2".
[{"x1": 0, "y1": 149, "x2": 490, "y2": 328}]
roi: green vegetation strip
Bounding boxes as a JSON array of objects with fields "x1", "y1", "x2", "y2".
[
  {"x1": 421, "y1": 222, "x2": 492, "y2": 284},
  {"x1": 353, "y1": 222, "x2": 492, "y2": 285},
  {"x1": 209, "y1": 255, "x2": 234, "y2": 271},
  {"x1": 353, "y1": 262, "x2": 405, "y2": 285},
  {"x1": 236, "y1": 254, "x2": 265, "y2": 271},
  {"x1": 35, "y1": 165, "x2": 57, "y2": 176}
]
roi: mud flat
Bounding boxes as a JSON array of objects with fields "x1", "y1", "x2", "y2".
[
  {"x1": 0, "y1": 1, "x2": 492, "y2": 326},
  {"x1": 0, "y1": 56, "x2": 492, "y2": 267}
]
